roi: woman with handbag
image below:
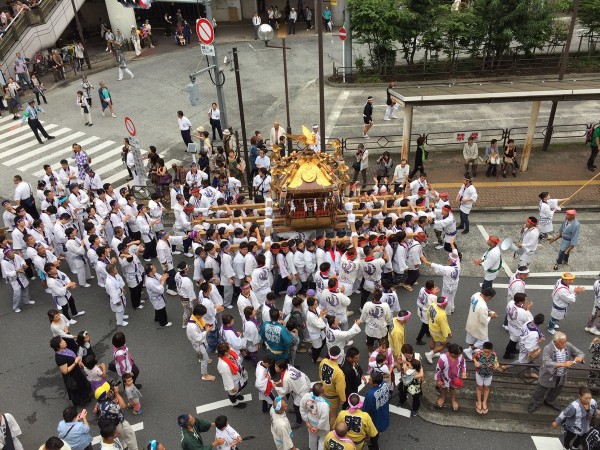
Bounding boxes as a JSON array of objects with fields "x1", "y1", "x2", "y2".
[
  {"x1": 376, "y1": 151, "x2": 393, "y2": 184},
  {"x1": 351, "y1": 144, "x2": 368, "y2": 189},
  {"x1": 31, "y1": 74, "x2": 47, "y2": 104},
  {"x1": 156, "y1": 158, "x2": 172, "y2": 195},
  {"x1": 2, "y1": 84, "x2": 20, "y2": 120},
  {"x1": 503, "y1": 139, "x2": 518, "y2": 178},
  {"x1": 50, "y1": 336, "x2": 92, "y2": 406},
  {"x1": 6, "y1": 77, "x2": 21, "y2": 107}
]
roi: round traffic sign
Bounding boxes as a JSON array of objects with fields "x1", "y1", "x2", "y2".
[
  {"x1": 138, "y1": 0, "x2": 149, "y2": 9},
  {"x1": 339, "y1": 26, "x2": 347, "y2": 41},
  {"x1": 124, "y1": 116, "x2": 136, "y2": 137},
  {"x1": 196, "y1": 18, "x2": 214, "y2": 45}
]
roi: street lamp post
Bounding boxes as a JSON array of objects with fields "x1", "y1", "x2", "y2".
[{"x1": 258, "y1": 23, "x2": 292, "y2": 154}]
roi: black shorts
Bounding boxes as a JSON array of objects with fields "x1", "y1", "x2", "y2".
[
  {"x1": 363, "y1": 117, "x2": 372, "y2": 125},
  {"x1": 366, "y1": 335, "x2": 383, "y2": 347}
]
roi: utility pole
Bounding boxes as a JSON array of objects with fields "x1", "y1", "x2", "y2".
[
  {"x1": 316, "y1": 0, "x2": 326, "y2": 148},
  {"x1": 542, "y1": 0, "x2": 580, "y2": 151},
  {"x1": 204, "y1": 0, "x2": 228, "y2": 129},
  {"x1": 232, "y1": 47, "x2": 252, "y2": 196},
  {"x1": 343, "y1": 5, "x2": 352, "y2": 81},
  {"x1": 70, "y1": 0, "x2": 91, "y2": 69}
]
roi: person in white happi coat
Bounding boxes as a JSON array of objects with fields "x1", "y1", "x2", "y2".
[
  {"x1": 502, "y1": 292, "x2": 533, "y2": 360},
  {"x1": 456, "y1": 176, "x2": 477, "y2": 234},
  {"x1": 361, "y1": 289, "x2": 392, "y2": 353},
  {"x1": 33, "y1": 243, "x2": 58, "y2": 291},
  {"x1": 237, "y1": 281, "x2": 260, "y2": 322},
  {"x1": 64, "y1": 227, "x2": 92, "y2": 287},
  {"x1": 293, "y1": 240, "x2": 309, "y2": 291},
  {"x1": 175, "y1": 261, "x2": 197, "y2": 328},
  {"x1": 306, "y1": 297, "x2": 327, "y2": 363},
  {"x1": 243, "y1": 305, "x2": 261, "y2": 364},
  {"x1": 251, "y1": 251, "x2": 273, "y2": 305},
  {"x1": 118, "y1": 242, "x2": 145, "y2": 310},
  {"x1": 94, "y1": 245, "x2": 114, "y2": 289},
  {"x1": 299, "y1": 382, "x2": 331, "y2": 450},
  {"x1": 325, "y1": 316, "x2": 362, "y2": 360},
  {"x1": 501, "y1": 266, "x2": 528, "y2": 331},
  {"x1": 53, "y1": 213, "x2": 72, "y2": 256},
  {"x1": 136, "y1": 204, "x2": 159, "y2": 261},
  {"x1": 538, "y1": 192, "x2": 568, "y2": 240},
  {"x1": 44, "y1": 263, "x2": 84, "y2": 322},
  {"x1": 186, "y1": 303, "x2": 217, "y2": 381},
  {"x1": 432, "y1": 192, "x2": 451, "y2": 248},
  {"x1": 338, "y1": 247, "x2": 361, "y2": 296},
  {"x1": 275, "y1": 361, "x2": 312, "y2": 429},
  {"x1": 2, "y1": 248, "x2": 34, "y2": 313},
  {"x1": 105, "y1": 263, "x2": 129, "y2": 327},
  {"x1": 516, "y1": 216, "x2": 540, "y2": 267},
  {"x1": 68, "y1": 184, "x2": 89, "y2": 233},
  {"x1": 147, "y1": 192, "x2": 167, "y2": 234},
  {"x1": 217, "y1": 342, "x2": 249, "y2": 408},
  {"x1": 123, "y1": 194, "x2": 141, "y2": 240},
  {"x1": 144, "y1": 263, "x2": 173, "y2": 327},
  {"x1": 220, "y1": 314, "x2": 246, "y2": 354},
  {"x1": 256, "y1": 356, "x2": 276, "y2": 412},
  {"x1": 548, "y1": 273, "x2": 585, "y2": 334},
  {"x1": 219, "y1": 241, "x2": 236, "y2": 309},
  {"x1": 474, "y1": 235, "x2": 502, "y2": 290},
  {"x1": 156, "y1": 230, "x2": 184, "y2": 295},
  {"x1": 421, "y1": 241, "x2": 461, "y2": 314},
  {"x1": 320, "y1": 278, "x2": 351, "y2": 330}
]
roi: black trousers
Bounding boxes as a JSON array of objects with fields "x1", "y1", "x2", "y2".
[
  {"x1": 61, "y1": 297, "x2": 79, "y2": 320},
  {"x1": 398, "y1": 383, "x2": 422, "y2": 412},
  {"x1": 142, "y1": 239, "x2": 157, "y2": 260},
  {"x1": 210, "y1": 118, "x2": 223, "y2": 141},
  {"x1": 129, "y1": 281, "x2": 143, "y2": 309},
  {"x1": 181, "y1": 129, "x2": 192, "y2": 148},
  {"x1": 503, "y1": 339, "x2": 519, "y2": 359},
  {"x1": 166, "y1": 268, "x2": 176, "y2": 290},
  {"x1": 458, "y1": 211, "x2": 470, "y2": 232},
  {"x1": 588, "y1": 146, "x2": 599, "y2": 168},
  {"x1": 21, "y1": 198, "x2": 39, "y2": 220},
  {"x1": 154, "y1": 306, "x2": 169, "y2": 326},
  {"x1": 311, "y1": 338, "x2": 325, "y2": 362},
  {"x1": 28, "y1": 118, "x2": 50, "y2": 143},
  {"x1": 416, "y1": 322, "x2": 430, "y2": 342},
  {"x1": 406, "y1": 269, "x2": 420, "y2": 286}
]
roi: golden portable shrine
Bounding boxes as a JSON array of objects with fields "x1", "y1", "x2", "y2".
[{"x1": 269, "y1": 127, "x2": 350, "y2": 230}]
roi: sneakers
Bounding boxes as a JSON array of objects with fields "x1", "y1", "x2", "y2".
[
  {"x1": 435, "y1": 244, "x2": 444, "y2": 250},
  {"x1": 165, "y1": 322, "x2": 173, "y2": 327},
  {"x1": 136, "y1": 305, "x2": 144, "y2": 310},
  {"x1": 74, "y1": 311, "x2": 86, "y2": 317},
  {"x1": 27, "y1": 300, "x2": 36, "y2": 305},
  {"x1": 123, "y1": 315, "x2": 129, "y2": 319},
  {"x1": 391, "y1": 115, "x2": 398, "y2": 119},
  {"x1": 425, "y1": 351, "x2": 433, "y2": 364},
  {"x1": 184, "y1": 252, "x2": 193, "y2": 257},
  {"x1": 101, "y1": 110, "x2": 106, "y2": 117},
  {"x1": 173, "y1": 251, "x2": 182, "y2": 255},
  {"x1": 553, "y1": 263, "x2": 559, "y2": 270},
  {"x1": 463, "y1": 347, "x2": 473, "y2": 361},
  {"x1": 225, "y1": 305, "x2": 233, "y2": 309},
  {"x1": 383, "y1": 117, "x2": 391, "y2": 121},
  {"x1": 144, "y1": 258, "x2": 151, "y2": 262},
  {"x1": 14, "y1": 308, "x2": 21, "y2": 313},
  {"x1": 120, "y1": 321, "x2": 129, "y2": 327},
  {"x1": 82, "y1": 283, "x2": 91, "y2": 288},
  {"x1": 166, "y1": 289, "x2": 177, "y2": 296},
  {"x1": 411, "y1": 411, "x2": 418, "y2": 417},
  {"x1": 69, "y1": 319, "x2": 78, "y2": 325},
  {"x1": 548, "y1": 328, "x2": 556, "y2": 335},
  {"x1": 202, "y1": 374, "x2": 216, "y2": 381},
  {"x1": 591, "y1": 328, "x2": 600, "y2": 336},
  {"x1": 111, "y1": 113, "x2": 117, "y2": 118},
  {"x1": 363, "y1": 134, "x2": 370, "y2": 139}
]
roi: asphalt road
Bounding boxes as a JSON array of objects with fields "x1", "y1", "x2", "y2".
[{"x1": 1, "y1": 211, "x2": 598, "y2": 449}]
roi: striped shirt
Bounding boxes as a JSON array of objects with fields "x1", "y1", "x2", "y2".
[{"x1": 554, "y1": 346, "x2": 567, "y2": 377}]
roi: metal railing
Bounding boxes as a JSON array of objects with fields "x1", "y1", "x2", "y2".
[{"x1": 0, "y1": 0, "x2": 55, "y2": 60}]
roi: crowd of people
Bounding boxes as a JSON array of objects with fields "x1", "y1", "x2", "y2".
[{"x1": 2, "y1": 120, "x2": 600, "y2": 449}]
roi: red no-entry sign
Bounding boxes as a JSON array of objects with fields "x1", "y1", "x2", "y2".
[
  {"x1": 339, "y1": 26, "x2": 347, "y2": 41},
  {"x1": 124, "y1": 116, "x2": 136, "y2": 136},
  {"x1": 196, "y1": 18, "x2": 214, "y2": 45}
]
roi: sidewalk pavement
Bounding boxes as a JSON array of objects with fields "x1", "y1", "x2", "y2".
[{"x1": 348, "y1": 142, "x2": 600, "y2": 209}]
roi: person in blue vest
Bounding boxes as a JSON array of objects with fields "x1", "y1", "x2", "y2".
[
  {"x1": 21, "y1": 99, "x2": 55, "y2": 144},
  {"x1": 260, "y1": 307, "x2": 293, "y2": 361},
  {"x1": 98, "y1": 81, "x2": 116, "y2": 118},
  {"x1": 363, "y1": 372, "x2": 390, "y2": 450}
]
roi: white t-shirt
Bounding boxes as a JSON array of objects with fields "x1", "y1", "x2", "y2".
[{"x1": 178, "y1": 116, "x2": 192, "y2": 131}]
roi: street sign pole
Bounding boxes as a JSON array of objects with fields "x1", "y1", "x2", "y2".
[
  {"x1": 124, "y1": 117, "x2": 146, "y2": 186},
  {"x1": 339, "y1": 26, "x2": 347, "y2": 83},
  {"x1": 203, "y1": 1, "x2": 228, "y2": 132}
]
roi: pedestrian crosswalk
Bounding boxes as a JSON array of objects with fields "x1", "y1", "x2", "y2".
[{"x1": 0, "y1": 114, "x2": 181, "y2": 194}]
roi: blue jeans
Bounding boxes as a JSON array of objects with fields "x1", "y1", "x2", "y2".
[
  {"x1": 556, "y1": 249, "x2": 570, "y2": 265},
  {"x1": 207, "y1": 325, "x2": 221, "y2": 353}
]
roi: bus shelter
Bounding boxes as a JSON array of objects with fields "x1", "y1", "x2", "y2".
[{"x1": 388, "y1": 79, "x2": 600, "y2": 171}]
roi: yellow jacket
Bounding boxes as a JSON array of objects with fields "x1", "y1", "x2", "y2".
[
  {"x1": 388, "y1": 319, "x2": 406, "y2": 359},
  {"x1": 324, "y1": 430, "x2": 357, "y2": 450},
  {"x1": 428, "y1": 303, "x2": 451, "y2": 339},
  {"x1": 319, "y1": 358, "x2": 346, "y2": 403},
  {"x1": 334, "y1": 410, "x2": 378, "y2": 444}
]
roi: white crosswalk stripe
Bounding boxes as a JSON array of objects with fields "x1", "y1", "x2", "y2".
[
  {"x1": 0, "y1": 119, "x2": 183, "y2": 192},
  {"x1": 18, "y1": 136, "x2": 102, "y2": 171},
  {"x1": 0, "y1": 127, "x2": 72, "y2": 159},
  {"x1": 530, "y1": 436, "x2": 562, "y2": 450}
]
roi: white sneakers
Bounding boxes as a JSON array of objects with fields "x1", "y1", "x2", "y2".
[
  {"x1": 69, "y1": 319, "x2": 78, "y2": 325},
  {"x1": 425, "y1": 351, "x2": 433, "y2": 363},
  {"x1": 184, "y1": 252, "x2": 193, "y2": 258},
  {"x1": 173, "y1": 251, "x2": 182, "y2": 255},
  {"x1": 166, "y1": 289, "x2": 177, "y2": 296},
  {"x1": 165, "y1": 322, "x2": 172, "y2": 327},
  {"x1": 120, "y1": 321, "x2": 129, "y2": 327},
  {"x1": 586, "y1": 327, "x2": 600, "y2": 336},
  {"x1": 14, "y1": 308, "x2": 21, "y2": 313},
  {"x1": 83, "y1": 283, "x2": 91, "y2": 288},
  {"x1": 463, "y1": 347, "x2": 473, "y2": 361},
  {"x1": 74, "y1": 311, "x2": 86, "y2": 317}
]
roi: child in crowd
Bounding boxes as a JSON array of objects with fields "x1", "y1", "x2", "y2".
[
  {"x1": 370, "y1": 352, "x2": 392, "y2": 393},
  {"x1": 82, "y1": 354, "x2": 107, "y2": 392},
  {"x1": 473, "y1": 341, "x2": 499, "y2": 415},
  {"x1": 435, "y1": 343, "x2": 467, "y2": 411},
  {"x1": 123, "y1": 373, "x2": 143, "y2": 415},
  {"x1": 400, "y1": 358, "x2": 424, "y2": 417},
  {"x1": 214, "y1": 415, "x2": 242, "y2": 450},
  {"x1": 243, "y1": 306, "x2": 260, "y2": 365}
]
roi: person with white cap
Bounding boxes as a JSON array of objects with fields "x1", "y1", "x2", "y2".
[
  {"x1": 420, "y1": 240, "x2": 461, "y2": 314},
  {"x1": 550, "y1": 209, "x2": 580, "y2": 271},
  {"x1": 517, "y1": 216, "x2": 540, "y2": 267},
  {"x1": 548, "y1": 272, "x2": 585, "y2": 335},
  {"x1": 473, "y1": 235, "x2": 502, "y2": 290},
  {"x1": 463, "y1": 287, "x2": 497, "y2": 361},
  {"x1": 270, "y1": 397, "x2": 296, "y2": 450}
]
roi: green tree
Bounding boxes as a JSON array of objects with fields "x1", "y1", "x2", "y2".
[
  {"x1": 438, "y1": 9, "x2": 478, "y2": 65},
  {"x1": 347, "y1": 0, "x2": 403, "y2": 73},
  {"x1": 579, "y1": 0, "x2": 600, "y2": 53}
]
